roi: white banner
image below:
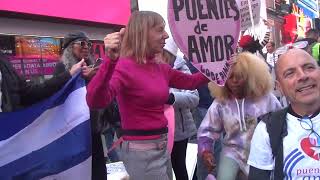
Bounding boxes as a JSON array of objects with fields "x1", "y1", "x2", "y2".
[{"x1": 237, "y1": 0, "x2": 261, "y2": 31}]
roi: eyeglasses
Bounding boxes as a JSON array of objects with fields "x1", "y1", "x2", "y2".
[
  {"x1": 73, "y1": 41, "x2": 92, "y2": 48},
  {"x1": 299, "y1": 116, "x2": 320, "y2": 147},
  {"x1": 274, "y1": 41, "x2": 308, "y2": 56}
]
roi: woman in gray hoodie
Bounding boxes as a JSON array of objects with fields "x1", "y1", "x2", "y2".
[
  {"x1": 197, "y1": 52, "x2": 282, "y2": 180},
  {"x1": 162, "y1": 37, "x2": 199, "y2": 180}
]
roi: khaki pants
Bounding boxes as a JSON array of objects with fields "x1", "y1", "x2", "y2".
[
  {"x1": 120, "y1": 135, "x2": 172, "y2": 180},
  {"x1": 217, "y1": 156, "x2": 247, "y2": 180}
]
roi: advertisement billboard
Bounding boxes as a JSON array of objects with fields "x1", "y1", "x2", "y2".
[
  {"x1": 297, "y1": 0, "x2": 319, "y2": 18},
  {"x1": 13, "y1": 36, "x2": 61, "y2": 76},
  {"x1": 0, "y1": 0, "x2": 131, "y2": 25}
]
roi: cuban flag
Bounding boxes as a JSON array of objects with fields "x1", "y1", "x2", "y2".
[{"x1": 0, "y1": 73, "x2": 92, "y2": 179}]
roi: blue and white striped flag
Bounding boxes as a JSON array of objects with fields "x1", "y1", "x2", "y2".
[{"x1": 0, "y1": 73, "x2": 92, "y2": 180}]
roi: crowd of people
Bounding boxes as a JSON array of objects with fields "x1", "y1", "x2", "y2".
[{"x1": 1, "y1": 10, "x2": 320, "y2": 180}]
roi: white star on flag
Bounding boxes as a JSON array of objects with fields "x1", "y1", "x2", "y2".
[{"x1": 311, "y1": 146, "x2": 320, "y2": 157}]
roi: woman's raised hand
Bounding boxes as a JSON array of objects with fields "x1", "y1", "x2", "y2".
[{"x1": 104, "y1": 28, "x2": 125, "y2": 61}]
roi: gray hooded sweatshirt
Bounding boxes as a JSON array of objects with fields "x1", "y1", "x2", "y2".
[{"x1": 170, "y1": 56, "x2": 199, "y2": 141}]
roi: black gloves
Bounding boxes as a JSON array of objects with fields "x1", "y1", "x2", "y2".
[{"x1": 166, "y1": 93, "x2": 175, "y2": 105}]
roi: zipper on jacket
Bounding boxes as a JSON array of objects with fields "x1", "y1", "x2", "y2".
[{"x1": 179, "y1": 109, "x2": 185, "y2": 132}]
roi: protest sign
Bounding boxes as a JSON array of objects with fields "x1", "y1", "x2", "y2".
[
  {"x1": 237, "y1": 0, "x2": 261, "y2": 31},
  {"x1": 106, "y1": 161, "x2": 129, "y2": 180},
  {"x1": 168, "y1": 0, "x2": 240, "y2": 85}
]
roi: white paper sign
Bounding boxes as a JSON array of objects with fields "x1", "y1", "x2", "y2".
[
  {"x1": 106, "y1": 161, "x2": 129, "y2": 180},
  {"x1": 237, "y1": 0, "x2": 261, "y2": 30}
]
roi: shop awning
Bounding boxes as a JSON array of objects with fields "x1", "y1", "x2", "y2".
[{"x1": 0, "y1": 0, "x2": 131, "y2": 25}]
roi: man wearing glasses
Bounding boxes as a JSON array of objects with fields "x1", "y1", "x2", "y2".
[{"x1": 247, "y1": 49, "x2": 320, "y2": 180}]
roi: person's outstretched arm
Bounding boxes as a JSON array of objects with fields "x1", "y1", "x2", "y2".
[
  {"x1": 86, "y1": 29, "x2": 125, "y2": 109},
  {"x1": 20, "y1": 59, "x2": 85, "y2": 106}
]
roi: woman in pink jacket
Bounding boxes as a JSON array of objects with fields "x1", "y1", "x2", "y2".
[{"x1": 86, "y1": 11, "x2": 210, "y2": 180}]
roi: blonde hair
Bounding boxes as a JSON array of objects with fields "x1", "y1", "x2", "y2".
[
  {"x1": 120, "y1": 11, "x2": 165, "y2": 64},
  {"x1": 209, "y1": 52, "x2": 272, "y2": 102}
]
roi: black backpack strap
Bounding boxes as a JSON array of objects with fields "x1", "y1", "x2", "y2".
[{"x1": 260, "y1": 108, "x2": 288, "y2": 179}]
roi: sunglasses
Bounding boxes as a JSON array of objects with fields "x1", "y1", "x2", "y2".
[
  {"x1": 274, "y1": 41, "x2": 308, "y2": 56},
  {"x1": 299, "y1": 116, "x2": 320, "y2": 147},
  {"x1": 73, "y1": 41, "x2": 92, "y2": 48}
]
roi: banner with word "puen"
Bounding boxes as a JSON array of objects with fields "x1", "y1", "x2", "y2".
[{"x1": 168, "y1": 0, "x2": 240, "y2": 86}]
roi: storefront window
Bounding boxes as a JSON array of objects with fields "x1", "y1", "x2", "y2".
[{"x1": 0, "y1": 34, "x2": 104, "y2": 82}]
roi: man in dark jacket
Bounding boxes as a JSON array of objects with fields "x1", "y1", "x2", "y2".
[{"x1": 0, "y1": 53, "x2": 82, "y2": 112}]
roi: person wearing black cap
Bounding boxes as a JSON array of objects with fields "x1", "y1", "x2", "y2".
[
  {"x1": 54, "y1": 31, "x2": 97, "y2": 79},
  {"x1": 54, "y1": 31, "x2": 107, "y2": 180}
]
